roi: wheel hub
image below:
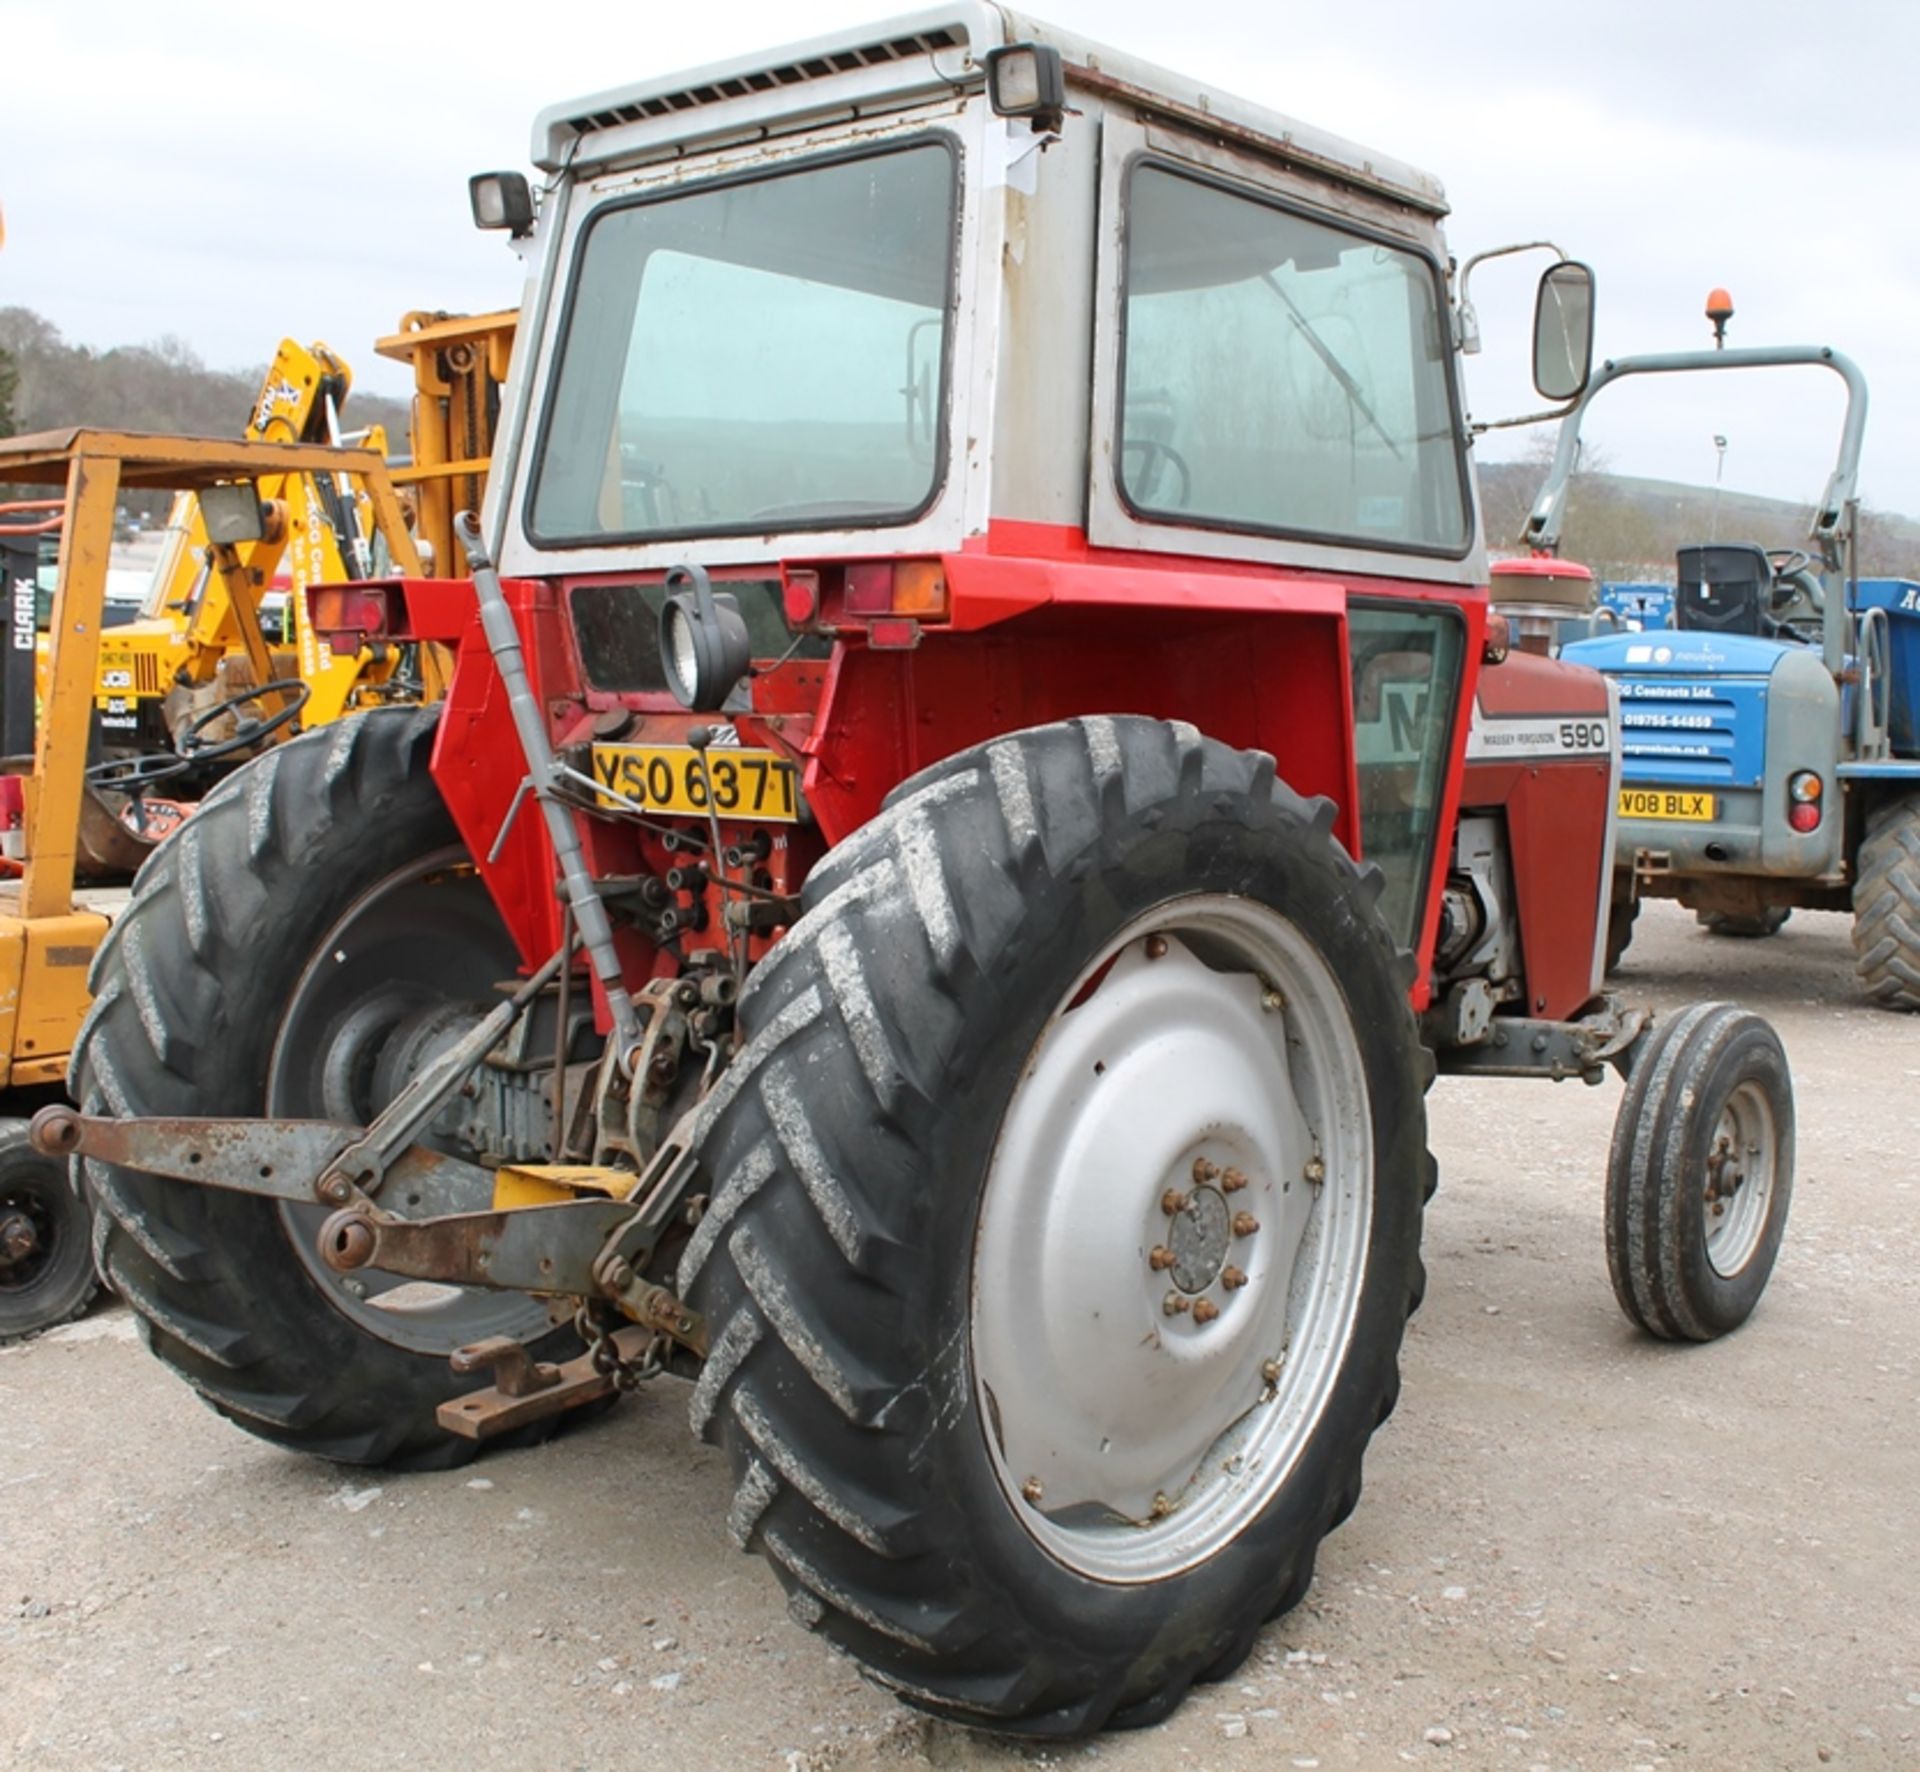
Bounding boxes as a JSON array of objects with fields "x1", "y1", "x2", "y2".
[
  {"x1": 972, "y1": 897, "x2": 1374, "y2": 1583},
  {"x1": 270, "y1": 850, "x2": 557, "y2": 1356},
  {"x1": 1166, "y1": 1182, "x2": 1231, "y2": 1293},
  {"x1": 0, "y1": 1191, "x2": 54, "y2": 1288},
  {"x1": 1704, "y1": 1086, "x2": 1776, "y2": 1277},
  {"x1": 1, "y1": 1208, "x2": 38, "y2": 1262}
]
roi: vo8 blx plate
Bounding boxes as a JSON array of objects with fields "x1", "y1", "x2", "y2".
[
  {"x1": 590, "y1": 743, "x2": 801, "y2": 821},
  {"x1": 1618, "y1": 788, "x2": 1717, "y2": 822}
]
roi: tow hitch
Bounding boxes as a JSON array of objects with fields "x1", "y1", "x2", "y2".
[{"x1": 30, "y1": 1103, "x2": 710, "y2": 1416}]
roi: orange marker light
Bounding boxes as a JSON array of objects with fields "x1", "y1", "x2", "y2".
[
  {"x1": 1706, "y1": 288, "x2": 1734, "y2": 348},
  {"x1": 891, "y1": 560, "x2": 949, "y2": 620}
]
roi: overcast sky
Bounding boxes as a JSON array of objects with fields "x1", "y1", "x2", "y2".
[{"x1": 6, "y1": 0, "x2": 1918, "y2": 527}]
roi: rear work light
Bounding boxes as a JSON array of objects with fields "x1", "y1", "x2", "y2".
[
  {"x1": 1787, "y1": 770, "x2": 1823, "y2": 833},
  {"x1": 308, "y1": 585, "x2": 393, "y2": 657}
]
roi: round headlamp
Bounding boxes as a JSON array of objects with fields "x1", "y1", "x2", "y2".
[{"x1": 657, "y1": 564, "x2": 751, "y2": 711}]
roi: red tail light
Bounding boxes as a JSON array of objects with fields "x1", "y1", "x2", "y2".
[
  {"x1": 1786, "y1": 770, "x2": 1822, "y2": 833},
  {"x1": 308, "y1": 586, "x2": 393, "y2": 656}
]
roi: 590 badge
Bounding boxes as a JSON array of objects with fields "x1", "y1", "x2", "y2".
[{"x1": 589, "y1": 743, "x2": 801, "y2": 822}]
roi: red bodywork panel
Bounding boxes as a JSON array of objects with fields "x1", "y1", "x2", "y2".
[
  {"x1": 399, "y1": 524, "x2": 1489, "y2": 1023},
  {"x1": 1459, "y1": 649, "x2": 1614, "y2": 1020}
]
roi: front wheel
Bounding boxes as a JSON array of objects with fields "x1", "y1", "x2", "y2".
[
  {"x1": 1605, "y1": 1003, "x2": 1794, "y2": 1341},
  {"x1": 0, "y1": 1121, "x2": 101, "y2": 1341},
  {"x1": 679, "y1": 717, "x2": 1430, "y2": 1734}
]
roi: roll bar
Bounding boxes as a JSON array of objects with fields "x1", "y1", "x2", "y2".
[{"x1": 1521, "y1": 344, "x2": 1869, "y2": 678}]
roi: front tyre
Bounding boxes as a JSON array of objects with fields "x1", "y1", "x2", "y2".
[
  {"x1": 1605, "y1": 1003, "x2": 1794, "y2": 1341},
  {"x1": 1696, "y1": 906, "x2": 1790, "y2": 939},
  {"x1": 679, "y1": 717, "x2": 1429, "y2": 1734},
  {"x1": 0, "y1": 1121, "x2": 101, "y2": 1341},
  {"x1": 73, "y1": 709, "x2": 578, "y2": 1468}
]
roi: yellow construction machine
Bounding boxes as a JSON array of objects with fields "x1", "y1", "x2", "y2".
[
  {"x1": 73, "y1": 311, "x2": 516, "y2": 817},
  {"x1": 0, "y1": 429, "x2": 422, "y2": 1338},
  {"x1": 0, "y1": 309, "x2": 514, "y2": 1338}
]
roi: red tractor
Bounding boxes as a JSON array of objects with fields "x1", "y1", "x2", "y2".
[{"x1": 45, "y1": 10, "x2": 1796, "y2": 1736}]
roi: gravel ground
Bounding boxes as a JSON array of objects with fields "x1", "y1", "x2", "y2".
[{"x1": 5, "y1": 900, "x2": 1917, "y2": 1770}]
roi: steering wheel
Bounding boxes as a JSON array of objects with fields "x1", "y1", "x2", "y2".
[
  {"x1": 85, "y1": 750, "x2": 194, "y2": 795},
  {"x1": 177, "y1": 678, "x2": 311, "y2": 764},
  {"x1": 1121, "y1": 437, "x2": 1193, "y2": 508},
  {"x1": 1764, "y1": 547, "x2": 1825, "y2": 637}
]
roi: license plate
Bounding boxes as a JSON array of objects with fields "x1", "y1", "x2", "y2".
[
  {"x1": 589, "y1": 743, "x2": 801, "y2": 821},
  {"x1": 1618, "y1": 788, "x2": 1716, "y2": 822}
]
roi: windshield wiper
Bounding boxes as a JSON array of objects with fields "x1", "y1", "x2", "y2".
[{"x1": 1260, "y1": 272, "x2": 1404, "y2": 463}]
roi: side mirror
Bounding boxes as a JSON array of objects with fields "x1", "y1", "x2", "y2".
[{"x1": 1532, "y1": 260, "x2": 1596, "y2": 403}]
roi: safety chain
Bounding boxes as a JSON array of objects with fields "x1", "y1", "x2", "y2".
[{"x1": 573, "y1": 1305, "x2": 666, "y2": 1392}]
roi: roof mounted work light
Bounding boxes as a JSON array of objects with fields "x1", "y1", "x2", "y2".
[
  {"x1": 984, "y1": 43, "x2": 1066, "y2": 131},
  {"x1": 658, "y1": 564, "x2": 751, "y2": 712},
  {"x1": 469, "y1": 172, "x2": 534, "y2": 237}
]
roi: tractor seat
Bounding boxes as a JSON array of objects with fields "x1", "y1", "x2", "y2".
[{"x1": 1674, "y1": 544, "x2": 1771, "y2": 637}]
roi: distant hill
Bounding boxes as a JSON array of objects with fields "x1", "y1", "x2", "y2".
[
  {"x1": 0, "y1": 306, "x2": 412, "y2": 500},
  {"x1": 1478, "y1": 456, "x2": 1920, "y2": 582}
]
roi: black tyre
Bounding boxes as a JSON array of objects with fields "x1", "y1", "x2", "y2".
[
  {"x1": 1852, "y1": 794, "x2": 1920, "y2": 1010},
  {"x1": 0, "y1": 1120, "x2": 101, "y2": 1341},
  {"x1": 677, "y1": 716, "x2": 1430, "y2": 1735},
  {"x1": 1696, "y1": 906, "x2": 1790, "y2": 939},
  {"x1": 73, "y1": 709, "x2": 579, "y2": 1468},
  {"x1": 1605, "y1": 1002, "x2": 1794, "y2": 1341},
  {"x1": 1605, "y1": 893, "x2": 1639, "y2": 973}
]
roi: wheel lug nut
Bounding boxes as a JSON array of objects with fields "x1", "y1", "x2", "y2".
[
  {"x1": 1191, "y1": 1158, "x2": 1219, "y2": 1185},
  {"x1": 1148, "y1": 1245, "x2": 1176, "y2": 1271},
  {"x1": 1162, "y1": 1188, "x2": 1190, "y2": 1216},
  {"x1": 1145, "y1": 934, "x2": 1168, "y2": 960},
  {"x1": 1261, "y1": 1357, "x2": 1284, "y2": 1384},
  {"x1": 1261, "y1": 990, "x2": 1284, "y2": 1013},
  {"x1": 1232, "y1": 1211, "x2": 1259, "y2": 1238},
  {"x1": 1303, "y1": 1157, "x2": 1326, "y2": 1186},
  {"x1": 1192, "y1": 1298, "x2": 1221, "y2": 1324},
  {"x1": 1221, "y1": 1167, "x2": 1249, "y2": 1193},
  {"x1": 1021, "y1": 1476, "x2": 1044, "y2": 1505},
  {"x1": 1163, "y1": 1293, "x2": 1191, "y2": 1317},
  {"x1": 1221, "y1": 1266, "x2": 1248, "y2": 1291},
  {"x1": 1149, "y1": 1491, "x2": 1172, "y2": 1519}
]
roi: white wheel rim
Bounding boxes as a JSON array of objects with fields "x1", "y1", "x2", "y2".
[
  {"x1": 1704, "y1": 1078, "x2": 1778, "y2": 1277},
  {"x1": 971, "y1": 895, "x2": 1374, "y2": 1584}
]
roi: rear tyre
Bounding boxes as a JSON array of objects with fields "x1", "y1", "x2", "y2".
[
  {"x1": 73, "y1": 709, "x2": 579, "y2": 1468},
  {"x1": 678, "y1": 717, "x2": 1429, "y2": 1735},
  {"x1": 1605, "y1": 1003, "x2": 1793, "y2": 1341},
  {"x1": 1696, "y1": 906, "x2": 1790, "y2": 939},
  {"x1": 0, "y1": 1121, "x2": 101, "y2": 1341},
  {"x1": 1852, "y1": 795, "x2": 1920, "y2": 1011}
]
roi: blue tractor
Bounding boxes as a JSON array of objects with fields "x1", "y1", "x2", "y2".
[{"x1": 1535, "y1": 339, "x2": 1920, "y2": 1007}]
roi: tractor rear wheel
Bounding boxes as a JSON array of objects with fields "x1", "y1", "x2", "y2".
[
  {"x1": 678, "y1": 717, "x2": 1430, "y2": 1735},
  {"x1": 1605, "y1": 1003, "x2": 1794, "y2": 1340},
  {"x1": 0, "y1": 1120, "x2": 101, "y2": 1341},
  {"x1": 1852, "y1": 794, "x2": 1920, "y2": 1010},
  {"x1": 73, "y1": 708, "x2": 579, "y2": 1468},
  {"x1": 1696, "y1": 906, "x2": 1790, "y2": 939}
]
